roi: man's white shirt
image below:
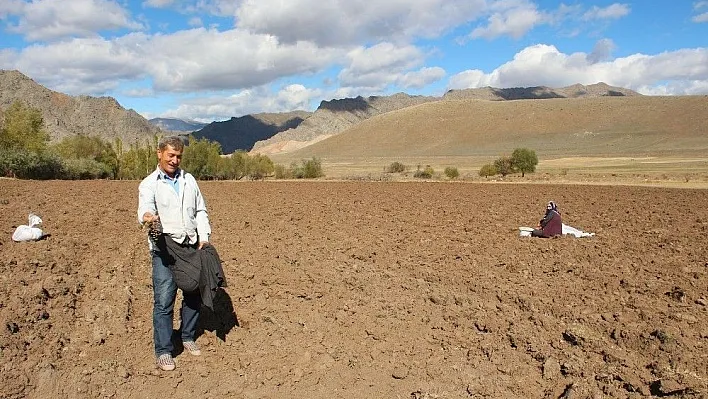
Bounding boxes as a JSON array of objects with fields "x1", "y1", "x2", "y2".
[{"x1": 138, "y1": 167, "x2": 211, "y2": 250}]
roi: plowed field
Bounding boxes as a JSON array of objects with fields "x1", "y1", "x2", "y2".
[{"x1": 1, "y1": 180, "x2": 706, "y2": 398}]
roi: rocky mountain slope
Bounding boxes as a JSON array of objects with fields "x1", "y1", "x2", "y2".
[
  {"x1": 253, "y1": 83, "x2": 640, "y2": 156},
  {"x1": 251, "y1": 93, "x2": 437, "y2": 154},
  {"x1": 149, "y1": 118, "x2": 207, "y2": 133},
  {"x1": 194, "y1": 111, "x2": 311, "y2": 154},
  {"x1": 0, "y1": 70, "x2": 161, "y2": 146},
  {"x1": 442, "y1": 82, "x2": 640, "y2": 101}
]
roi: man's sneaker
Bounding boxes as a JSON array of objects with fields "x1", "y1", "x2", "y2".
[
  {"x1": 156, "y1": 353, "x2": 175, "y2": 371},
  {"x1": 183, "y1": 341, "x2": 201, "y2": 356}
]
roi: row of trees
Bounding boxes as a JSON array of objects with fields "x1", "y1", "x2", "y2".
[
  {"x1": 0, "y1": 100, "x2": 323, "y2": 180},
  {"x1": 384, "y1": 149, "x2": 537, "y2": 180}
]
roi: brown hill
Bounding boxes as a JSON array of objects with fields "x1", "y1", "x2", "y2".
[
  {"x1": 274, "y1": 95, "x2": 708, "y2": 161},
  {"x1": 254, "y1": 83, "x2": 642, "y2": 156},
  {"x1": 0, "y1": 70, "x2": 161, "y2": 145},
  {"x1": 252, "y1": 93, "x2": 437, "y2": 154}
]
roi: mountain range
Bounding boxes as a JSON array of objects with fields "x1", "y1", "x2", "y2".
[{"x1": 2, "y1": 69, "x2": 706, "y2": 166}]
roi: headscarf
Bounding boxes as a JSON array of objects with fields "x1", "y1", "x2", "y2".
[{"x1": 546, "y1": 201, "x2": 559, "y2": 214}]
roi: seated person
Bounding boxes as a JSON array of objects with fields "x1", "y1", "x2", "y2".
[{"x1": 532, "y1": 201, "x2": 562, "y2": 238}]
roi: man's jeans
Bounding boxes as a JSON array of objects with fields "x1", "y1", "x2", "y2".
[{"x1": 152, "y1": 250, "x2": 201, "y2": 356}]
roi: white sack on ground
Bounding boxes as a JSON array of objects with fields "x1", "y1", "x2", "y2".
[{"x1": 12, "y1": 213, "x2": 44, "y2": 242}]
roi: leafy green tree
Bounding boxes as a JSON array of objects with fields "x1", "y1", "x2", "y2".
[
  {"x1": 0, "y1": 101, "x2": 50, "y2": 153},
  {"x1": 274, "y1": 164, "x2": 292, "y2": 179},
  {"x1": 493, "y1": 157, "x2": 514, "y2": 177},
  {"x1": 118, "y1": 139, "x2": 158, "y2": 180},
  {"x1": 52, "y1": 135, "x2": 119, "y2": 178},
  {"x1": 478, "y1": 163, "x2": 497, "y2": 178},
  {"x1": 510, "y1": 148, "x2": 538, "y2": 177},
  {"x1": 0, "y1": 148, "x2": 62, "y2": 179},
  {"x1": 444, "y1": 166, "x2": 459, "y2": 179},
  {"x1": 246, "y1": 153, "x2": 275, "y2": 180},
  {"x1": 301, "y1": 157, "x2": 324, "y2": 178},
  {"x1": 290, "y1": 157, "x2": 324, "y2": 179},
  {"x1": 182, "y1": 136, "x2": 222, "y2": 179}
]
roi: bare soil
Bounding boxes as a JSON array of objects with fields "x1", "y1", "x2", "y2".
[{"x1": 1, "y1": 180, "x2": 707, "y2": 399}]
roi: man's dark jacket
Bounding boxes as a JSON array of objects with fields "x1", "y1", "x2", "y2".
[{"x1": 156, "y1": 236, "x2": 227, "y2": 310}]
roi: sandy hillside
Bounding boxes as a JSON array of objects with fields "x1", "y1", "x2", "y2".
[
  {"x1": 1, "y1": 180, "x2": 707, "y2": 399},
  {"x1": 272, "y1": 96, "x2": 708, "y2": 161}
]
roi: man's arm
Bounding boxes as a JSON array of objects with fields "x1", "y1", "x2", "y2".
[
  {"x1": 193, "y1": 181, "x2": 211, "y2": 248},
  {"x1": 137, "y1": 180, "x2": 158, "y2": 224}
]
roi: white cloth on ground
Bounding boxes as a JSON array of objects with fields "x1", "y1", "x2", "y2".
[
  {"x1": 12, "y1": 213, "x2": 44, "y2": 242},
  {"x1": 518, "y1": 224, "x2": 595, "y2": 237},
  {"x1": 561, "y1": 223, "x2": 595, "y2": 237}
]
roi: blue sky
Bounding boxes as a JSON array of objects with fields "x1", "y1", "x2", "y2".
[{"x1": 1, "y1": 0, "x2": 707, "y2": 123}]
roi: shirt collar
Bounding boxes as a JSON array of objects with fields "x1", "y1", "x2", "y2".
[{"x1": 157, "y1": 167, "x2": 181, "y2": 181}]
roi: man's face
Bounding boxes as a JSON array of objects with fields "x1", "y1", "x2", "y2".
[{"x1": 157, "y1": 145, "x2": 182, "y2": 177}]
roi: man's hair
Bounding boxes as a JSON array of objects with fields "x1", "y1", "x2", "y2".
[{"x1": 158, "y1": 136, "x2": 185, "y2": 152}]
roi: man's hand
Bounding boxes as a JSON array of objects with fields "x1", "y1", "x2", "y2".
[
  {"x1": 142, "y1": 212, "x2": 159, "y2": 224},
  {"x1": 198, "y1": 241, "x2": 209, "y2": 250}
]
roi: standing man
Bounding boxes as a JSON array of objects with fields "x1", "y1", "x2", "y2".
[{"x1": 138, "y1": 136, "x2": 211, "y2": 371}]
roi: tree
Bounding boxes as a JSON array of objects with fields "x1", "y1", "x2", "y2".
[
  {"x1": 117, "y1": 139, "x2": 157, "y2": 180},
  {"x1": 493, "y1": 156, "x2": 514, "y2": 177},
  {"x1": 246, "y1": 153, "x2": 274, "y2": 180},
  {"x1": 478, "y1": 163, "x2": 497, "y2": 178},
  {"x1": 182, "y1": 136, "x2": 222, "y2": 179},
  {"x1": 511, "y1": 148, "x2": 538, "y2": 177},
  {"x1": 0, "y1": 101, "x2": 50, "y2": 153},
  {"x1": 444, "y1": 166, "x2": 459, "y2": 179},
  {"x1": 52, "y1": 135, "x2": 119, "y2": 178}
]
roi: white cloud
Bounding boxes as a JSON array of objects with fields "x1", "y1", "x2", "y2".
[
  {"x1": 6, "y1": 0, "x2": 145, "y2": 42},
  {"x1": 693, "y1": 12, "x2": 708, "y2": 23},
  {"x1": 447, "y1": 43, "x2": 708, "y2": 95},
  {"x1": 0, "y1": 0, "x2": 25, "y2": 18},
  {"x1": 637, "y1": 80, "x2": 708, "y2": 95},
  {"x1": 469, "y1": 0, "x2": 548, "y2": 40},
  {"x1": 187, "y1": 17, "x2": 203, "y2": 27},
  {"x1": 337, "y1": 43, "x2": 430, "y2": 90},
  {"x1": 122, "y1": 87, "x2": 155, "y2": 97},
  {"x1": 145, "y1": 28, "x2": 343, "y2": 92},
  {"x1": 11, "y1": 35, "x2": 150, "y2": 94},
  {"x1": 582, "y1": 3, "x2": 630, "y2": 21},
  {"x1": 399, "y1": 67, "x2": 446, "y2": 89},
  {"x1": 161, "y1": 84, "x2": 322, "y2": 121},
  {"x1": 0, "y1": 48, "x2": 20, "y2": 69},
  {"x1": 7, "y1": 28, "x2": 344, "y2": 94},
  {"x1": 587, "y1": 38, "x2": 616, "y2": 63},
  {"x1": 142, "y1": 0, "x2": 175, "y2": 8},
  {"x1": 235, "y1": 0, "x2": 486, "y2": 46}
]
